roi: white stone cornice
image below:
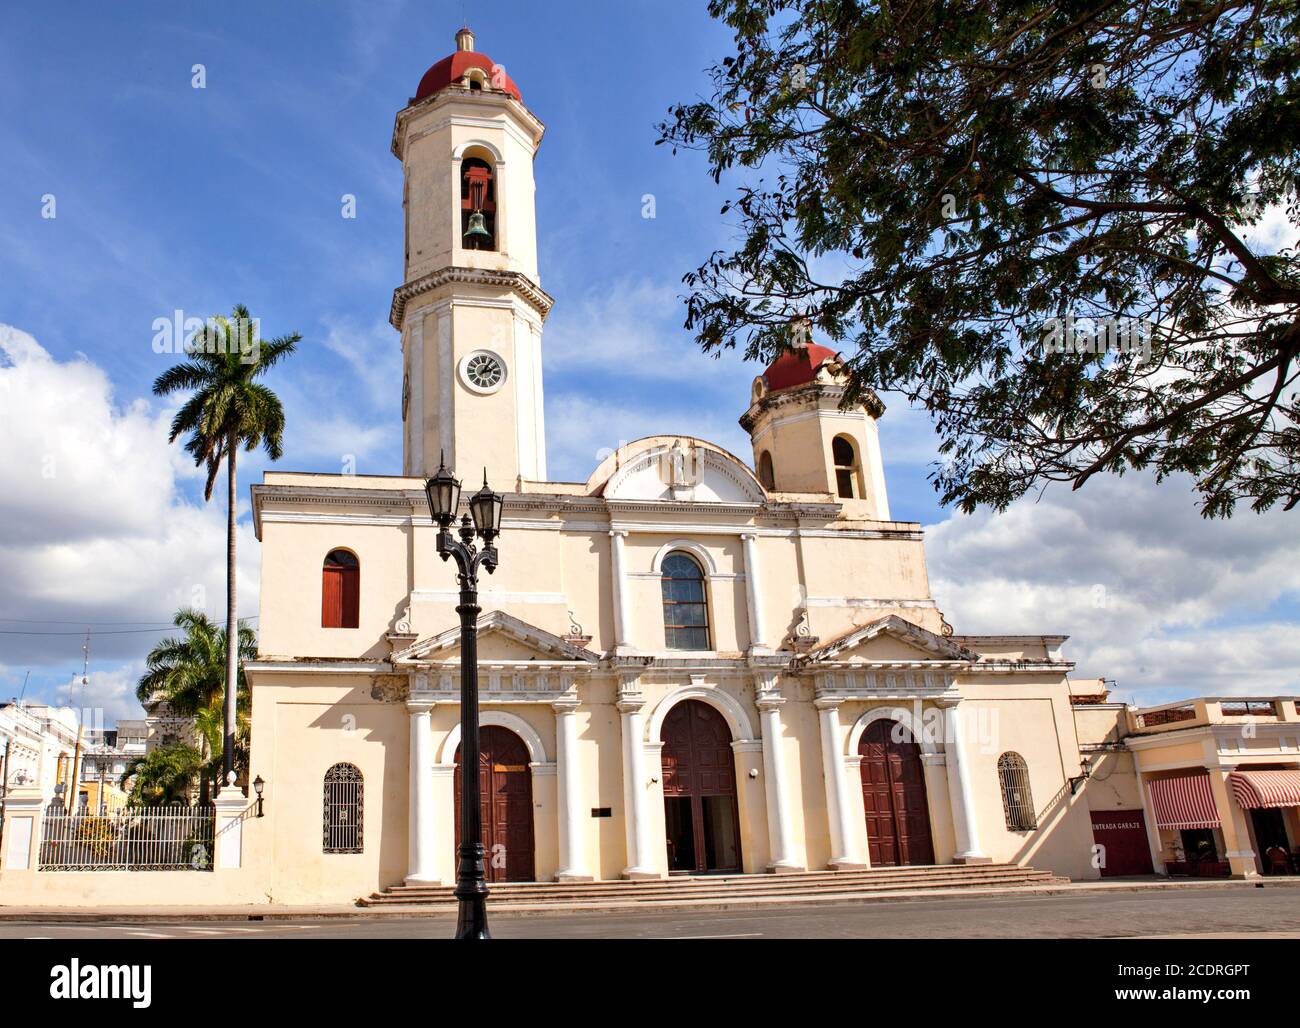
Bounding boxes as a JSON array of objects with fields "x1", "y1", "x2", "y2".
[
  {"x1": 391, "y1": 265, "x2": 554, "y2": 328},
  {"x1": 243, "y1": 660, "x2": 392, "y2": 675}
]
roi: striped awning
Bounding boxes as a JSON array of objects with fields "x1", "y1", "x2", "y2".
[
  {"x1": 1147, "y1": 771, "x2": 1220, "y2": 830},
  {"x1": 1228, "y1": 770, "x2": 1300, "y2": 810}
]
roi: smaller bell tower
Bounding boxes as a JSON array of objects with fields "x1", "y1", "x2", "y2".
[
  {"x1": 391, "y1": 29, "x2": 550, "y2": 485},
  {"x1": 740, "y1": 336, "x2": 892, "y2": 520}
]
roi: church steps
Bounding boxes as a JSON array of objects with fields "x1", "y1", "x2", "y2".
[{"x1": 359, "y1": 864, "x2": 1064, "y2": 908}]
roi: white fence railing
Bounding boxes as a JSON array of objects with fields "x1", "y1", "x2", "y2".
[{"x1": 39, "y1": 803, "x2": 215, "y2": 871}]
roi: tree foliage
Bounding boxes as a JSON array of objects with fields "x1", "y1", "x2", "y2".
[
  {"x1": 660, "y1": 0, "x2": 1300, "y2": 516},
  {"x1": 135, "y1": 608, "x2": 254, "y2": 786},
  {"x1": 120, "y1": 744, "x2": 205, "y2": 806}
]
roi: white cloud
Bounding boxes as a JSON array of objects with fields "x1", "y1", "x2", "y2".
[
  {"x1": 545, "y1": 392, "x2": 753, "y2": 484},
  {"x1": 545, "y1": 277, "x2": 754, "y2": 381},
  {"x1": 0, "y1": 324, "x2": 259, "y2": 697},
  {"x1": 925, "y1": 470, "x2": 1300, "y2": 702}
]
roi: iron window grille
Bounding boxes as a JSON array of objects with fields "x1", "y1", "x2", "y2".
[
  {"x1": 997, "y1": 752, "x2": 1037, "y2": 831},
  {"x1": 323, "y1": 762, "x2": 363, "y2": 853}
]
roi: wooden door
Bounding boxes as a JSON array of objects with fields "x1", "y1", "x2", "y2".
[
  {"x1": 1090, "y1": 809, "x2": 1155, "y2": 877},
  {"x1": 859, "y1": 719, "x2": 935, "y2": 866},
  {"x1": 660, "y1": 700, "x2": 742, "y2": 873},
  {"x1": 454, "y1": 726, "x2": 535, "y2": 882}
]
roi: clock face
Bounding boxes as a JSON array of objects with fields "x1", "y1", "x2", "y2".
[{"x1": 459, "y1": 350, "x2": 507, "y2": 394}]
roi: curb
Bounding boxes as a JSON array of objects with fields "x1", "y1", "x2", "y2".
[{"x1": 2, "y1": 878, "x2": 1296, "y2": 922}]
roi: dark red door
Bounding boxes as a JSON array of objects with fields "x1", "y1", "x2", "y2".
[
  {"x1": 1090, "y1": 809, "x2": 1155, "y2": 877},
  {"x1": 859, "y1": 719, "x2": 935, "y2": 866},
  {"x1": 661, "y1": 700, "x2": 742, "y2": 873},
  {"x1": 454, "y1": 726, "x2": 535, "y2": 882}
]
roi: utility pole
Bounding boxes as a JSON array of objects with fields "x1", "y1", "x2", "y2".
[{"x1": 67, "y1": 632, "x2": 89, "y2": 813}]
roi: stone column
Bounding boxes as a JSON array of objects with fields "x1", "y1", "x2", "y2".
[
  {"x1": 609, "y1": 529, "x2": 633, "y2": 654},
  {"x1": 214, "y1": 774, "x2": 248, "y2": 871},
  {"x1": 941, "y1": 700, "x2": 989, "y2": 864},
  {"x1": 619, "y1": 681, "x2": 658, "y2": 878},
  {"x1": 553, "y1": 696, "x2": 592, "y2": 881},
  {"x1": 741, "y1": 533, "x2": 770, "y2": 654},
  {"x1": 406, "y1": 698, "x2": 438, "y2": 884},
  {"x1": 1, "y1": 787, "x2": 44, "y2": 872},
  {"x1": 816, "y1": 698, "x2": 867, "y2": 869},
  {"x1": 1210, "y1": 768, "x2": 1259, "y2": 878},
  {"x1": 757, "y1": 678, "x2": 801, "y2": 872}
]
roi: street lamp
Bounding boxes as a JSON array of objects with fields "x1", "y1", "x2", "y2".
[
  {"x1": 424, "y1": 454, "x2": 504, "y2": 940},
  {"x1": 252, "y1": 775, "x2": 265, "y2": 817}
]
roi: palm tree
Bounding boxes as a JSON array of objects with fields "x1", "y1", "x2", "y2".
[
  {"x1": 152, "y1": 305, "x2": 298, "y2": 785},
  {"x1": 120, "y1": 744, "x2": 205, "y2": 806},
  {"x1": 136, "y1": 609, "x2": 256, "y2": 797}
]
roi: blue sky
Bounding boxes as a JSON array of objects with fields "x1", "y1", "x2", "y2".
[{"x1": 1, "y1": 1, "x2": 1296, "y2": 721}]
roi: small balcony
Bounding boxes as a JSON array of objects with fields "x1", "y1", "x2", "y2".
[{"x1": 1128, "y1": 697, "x2": 1300, "y2": 735}]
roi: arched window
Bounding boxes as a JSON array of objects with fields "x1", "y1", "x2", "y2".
[
  {"x1": 321, "y1": 550, "x2": 360, "y2": 629},
  {"x1": 661, "y1": 552, "x2": 710, "y2": 650},
  {"x1": 323, "y1": 763, "x2": 363, "y2": 853},
  {"x1": 460, "y1": 156, "x2": 496, "y2": 251},
  {"x1": 757, "y1": 450, "x2": 775, "y2": 491},
  {"x1": 998, "y1": 752, "x2": 1037, "y2": 830},
  {"x1": 832, "y1": 435, "x2": 860, "y2": 499}
]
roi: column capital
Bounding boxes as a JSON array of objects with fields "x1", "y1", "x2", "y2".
[
  {"x1": 740, "y1": 531, "x2": 758, "y2": 542},
  {"x1": 609, "y1": 528, "x2": 629, "y2": 538},
  {"x1": 814, "y1": 696, "x2": 845, "y2": 711},
  {"x1": 552, "y1": 695, "x2": 581, "y2": 714},
  {"x1": 617, "y1": 696, "x2": 645, "y2": 715},
  {"x1": 405, "y1": 697, "x2": 435, "y2": 714}
]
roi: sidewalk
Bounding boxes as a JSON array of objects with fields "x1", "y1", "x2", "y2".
[{"x1": 2, "y1": 876, "x2": 1296, "y2": 922}]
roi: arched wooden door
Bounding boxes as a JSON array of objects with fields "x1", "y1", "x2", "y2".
[
  {"x1": 859, "y1": 719, "x2": 935, "y2": 866},
  {"x1": 454, "y1": 726, "x2": 535, "y2": 882},
  {"x1": 660, "y1": 700, "x2": 742, "y2": 874}
]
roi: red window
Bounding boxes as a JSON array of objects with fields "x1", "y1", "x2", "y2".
[{"x1": 322, "y1": 550, "x2": 360, "y2": 629}]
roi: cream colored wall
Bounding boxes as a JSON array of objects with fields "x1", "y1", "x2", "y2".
[
  {"x1": 754, "y1": 409, "x2": 831, "y2": 495},
  {"x1": 948, "y1": 681, "x2": 1101, "y2": 879},
  {"x1": 249, "y1": 675, "x2": 409, "y2": 904},
  {"x1": 257, "y1": 519, "x2": 412, "y2": 660}
]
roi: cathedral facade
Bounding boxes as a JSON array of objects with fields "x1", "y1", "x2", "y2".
[{"x1": 241, "y1": 30, "x2": 1118, "y2": 902}]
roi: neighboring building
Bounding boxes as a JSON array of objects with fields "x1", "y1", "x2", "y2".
[
  {"x1": 115, "y1": 720, "x2": 148, "y2": 757},
  {"x1": 0, "y1": 703, "x2": 78, "y2": 802},
  {"x1": 0, "y1": 703, "x2": 127, "y2": 810}
]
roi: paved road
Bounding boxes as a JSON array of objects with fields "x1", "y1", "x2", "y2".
[{"x1": 4, "y1": 886, "x2": 1300, "y2": 938}]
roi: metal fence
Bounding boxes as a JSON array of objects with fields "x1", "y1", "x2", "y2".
[{"x1": 39, "y1": 803, "x2": 215, "y2": 871}]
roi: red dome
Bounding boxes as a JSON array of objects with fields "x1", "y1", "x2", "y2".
[
  {"x1": 763, "y1": 342, "x2": 840, "y2": 391},
  {"x1": 414, "y1": 40, "x2": 522, "y2": 103}
]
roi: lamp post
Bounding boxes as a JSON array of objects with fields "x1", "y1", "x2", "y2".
[
  {"x1": 253, "y1": 775, "x2": 265, "y2": 817},
  {"x1": 424, "y1": 455, "x2": 504, "y2": 940}
]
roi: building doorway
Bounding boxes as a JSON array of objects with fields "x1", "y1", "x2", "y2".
[
  {"x1": 1090, "y1": 809, "x2": 1155, "y2": 877},
  {"x1": 1250, "y1": 808, "x2": 1292, "y2": 874},
  {"x1": 454, "y1": 725, "x2": 535, "y2": 882},
  {"x1": 859, "y1": 719, "x2": 936, "y2": 866},
  {"x1": 660, "y1": 700, "x2": 742, "y2": 874}
]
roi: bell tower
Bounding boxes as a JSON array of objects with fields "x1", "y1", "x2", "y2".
[
  {"x1": 740, "y1": 333, "x2": 892, "y2": 520},
  {"x1": 392, "y1": 28, "x2": 550, "y2": 484}
]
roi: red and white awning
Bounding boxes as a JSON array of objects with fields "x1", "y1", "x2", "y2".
[
  {"x1": 1147, "y1": 771, "x2": 1220, "y2": 830},
  {"x1": 1228, "y1": 770, "x2": 1300, "y2": 810}
]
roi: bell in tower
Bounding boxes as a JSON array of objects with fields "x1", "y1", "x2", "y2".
[{"x1": 461, "y1": 160, "x2": 495, "y2": 249}]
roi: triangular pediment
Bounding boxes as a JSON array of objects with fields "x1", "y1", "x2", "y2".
[
  {"x1": 800, "y1": 615, "x2": 978, "y2": 666},
  {"x1": 392, "y1": 610, "x2": 599, "y2": 665}
]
